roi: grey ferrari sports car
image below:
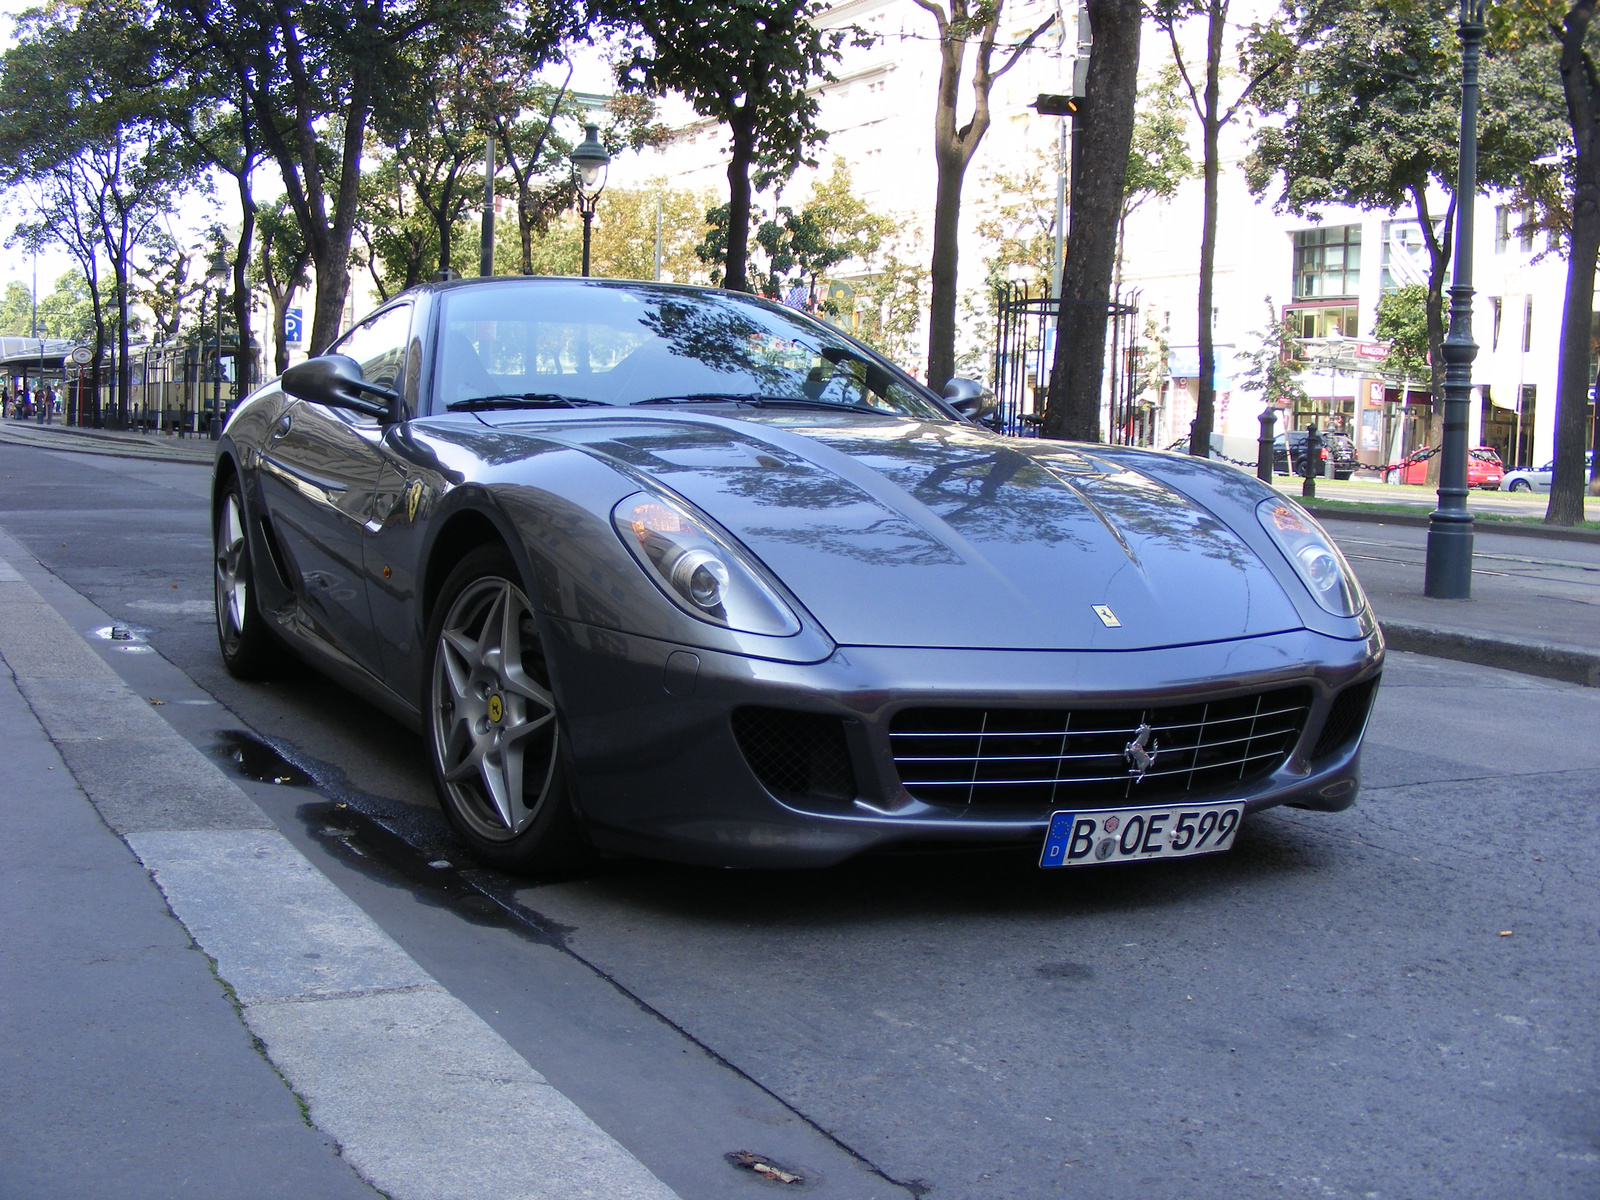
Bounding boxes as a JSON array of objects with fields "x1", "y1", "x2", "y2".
[{"x1": 212, "y1": 277, "x2": 1383, "y2": 871}]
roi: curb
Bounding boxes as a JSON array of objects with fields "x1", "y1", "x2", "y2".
[
  {"x1": 1379, "y1": 619, "x2": 1600, "y2": 688},
  {"x1": 0, "y1": 546, "x2": 681, "y2": 1200},
  {"x1": 1307, "y1": 502, "x2": 1600, "y2": 544}
]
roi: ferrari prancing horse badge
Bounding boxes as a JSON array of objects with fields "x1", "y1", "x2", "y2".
[{"x1": 405, "y1": 480, "x2": 424, "y2": 524}]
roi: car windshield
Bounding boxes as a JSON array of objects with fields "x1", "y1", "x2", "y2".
[{"x1": 433, "y1": 281, "x2": 948, "y2": 420}]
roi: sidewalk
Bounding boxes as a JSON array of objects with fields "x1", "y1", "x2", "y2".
[
  {"x1": 0, "y1": 418, "x2": 216, "y2": 464},
  {"x1": 0, "y1": 548, "x2": 681, "y2": 1200}
]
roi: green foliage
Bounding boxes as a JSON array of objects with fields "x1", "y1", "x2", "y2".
[
  {"x1": 500, "y1": 182, "x2": 716, "y2": 282},
  {"x1": 975, "y1": 148, "x2": 1057, "y2": 292},
  {"x1": 852, "y1": 234, "x2": 929, "y2": 371},
  {"x1": 609, "y1": 0, "x2": 863, "y2": 289},
  {"x1": 1236, "y1": 297, "x2": 1309, "y2": 410},
  {"x1": 700, "y1": 159, "x2": 890, "y2": 302},
  {"x1": 1124, "y1": 67, "x2": 1193, "y2": 212},
  {"x1": 1374, "y1": 285, "x2": 1430, "y2": 385},
  {"x1": 0, "y1": 283, "x2": 36, "y2": 337}
]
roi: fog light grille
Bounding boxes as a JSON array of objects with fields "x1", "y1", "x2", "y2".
[{"x1": 732, "y1": 707, "x2": 857, "y2": 805}]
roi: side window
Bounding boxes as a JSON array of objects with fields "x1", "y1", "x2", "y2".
[{"x1": 330, "y1": 304, "x2": 412, "y2": 393}]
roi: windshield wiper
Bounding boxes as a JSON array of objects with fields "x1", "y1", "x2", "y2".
[
  {"x1": 633, "y1": 393, "x2": 889, "y2": 416},
  {"x1": 446, "y1": 394, "x2": 608, "y2": 411}
]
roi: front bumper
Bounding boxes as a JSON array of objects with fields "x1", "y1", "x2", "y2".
[{"x1": 543, "y1": 619, "x2": 1385, "y2": 868}]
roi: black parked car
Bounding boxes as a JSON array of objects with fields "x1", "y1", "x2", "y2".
[{"x1": 1274, "y1": 430, "x2": 1357, "y2": 480}]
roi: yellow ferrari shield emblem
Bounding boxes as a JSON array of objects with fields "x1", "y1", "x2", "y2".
[
  {"x1": 487, "y1": 693, "x2": 504, "y2": 723},
  {"x1": 405, "y1": 480, "x2": 423, "y2": 524}
]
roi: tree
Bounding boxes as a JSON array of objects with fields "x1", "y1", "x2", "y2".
[
  {"x1": 498, "y1": 182, "x2": 715, "y2": 281},
  {"x1": 1248, "y1": 0, "x2": 1562, "y2": 481},
  {"x1": 700, "y1": 158, "x2": 890, "y2": 302},
  {"x1": 0, "y1": 0, "x2": 194, "y2": 424},
  {"x1": 0, "y1": 283, "x2": 36, "y2": 335},
  {"x1": 1041, "y1": 0, "x2": 1144, "y2": 442},
  {"x1": 611, "y1": 0, "x2": 858, "y2": 295},
  {"x1": 37, "y1": 273, "x2": 100, "y2": 341},
  {"x1": 160, "y1": 0, "x2": 565, "y2": 353},
  {"x1": 975, "y1": 147, "x2": 1059, "y2": 290},
  {"x1": 254, "y1": 202, "x2": 311, "y2": 376},
  {"x1": 1374, "y1": 284, "x2": 1431, "y2": 390},
  {"x1": 1532, "y1": 0, "x2": 1600, "y2": 518},
  {"x1": 1152, "y1": 0, "x2": 1291, "y2": 459},
  {"x1": 1236, "y1": 296, "x2": 1309, "y2": 412},
  {"x1": 1118, "y1": 68, "x2": 1194, "y2": 294},
  {"x1": 854, "y1": 234, "x2": 930, "y2": 368},
  {"x1": 134, "y1": 230, "x2": 206, "y2": 343},
  {"x1": 914, "y1": 0, "x2": 1056, "y2": 391}
]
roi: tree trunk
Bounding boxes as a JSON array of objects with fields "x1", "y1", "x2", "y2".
[
  {"x1": 1549, "y1": 0, "x2": 1600, "y2": 525},
  {"x1": 1409, "y1": 185, "x2": 1452, "y2": 485},
  {"x1": 1189, "y1": 0, "x2": 1224, "y2": 458},
  {"x1": 927, "y1": 155, "x2": 966, "y2": 391},
  {"x1": 724, "y1": 112, "x2": 755, "y2": 292},
  {"x1": 233, "y1": 191, "x2": 256, "y2": 397},
  {"x1": 1042, "y1": 0, "x2": 1142, "y2": 442}
]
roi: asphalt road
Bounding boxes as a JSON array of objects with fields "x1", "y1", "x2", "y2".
[{"x1": 1, "y1": 442, "x2": 1596, "y2": 1200}]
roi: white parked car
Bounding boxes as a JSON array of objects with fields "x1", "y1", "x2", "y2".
[{"x1": 1502, "y1": 450, "x2": 1593, "y2": 493}]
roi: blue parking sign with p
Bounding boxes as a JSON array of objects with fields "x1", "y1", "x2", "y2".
[{"x1": 284, "y1": 308, "x2": 303, "y2": 346}]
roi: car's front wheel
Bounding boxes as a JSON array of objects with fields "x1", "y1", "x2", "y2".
[
  {"x1": 214, "y1": 478, "x2": 278, "y2": 679},
  {"x1": 424, "y1": 546, "x2": 590, "y2": 873},
  {"x1": 1508, "y1": 479, "x2": 1531, "y2": 492}
]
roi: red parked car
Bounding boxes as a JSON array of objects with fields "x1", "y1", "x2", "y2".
[{"x1": 1382, "y1": 446, "x2": 1504, "y2": 489}]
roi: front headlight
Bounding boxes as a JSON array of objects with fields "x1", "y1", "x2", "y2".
[
  {"x1": 613, "y1": 492, "x2": 801, "y2": 636},
  {"x1": 1255, "y1": 496, "x2": 1366, "y2": 617}
]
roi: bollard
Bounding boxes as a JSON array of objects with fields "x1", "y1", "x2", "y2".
[
  {"x1": 1302, "y1": 423, "x2": 1321, "y2": 500},
  {"x1": 1257, "y1": 407, "x2": 1277, "y2": 484}
]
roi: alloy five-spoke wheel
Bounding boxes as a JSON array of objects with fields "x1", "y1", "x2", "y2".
[
  {"x1": 213, "y1": 479, "x2": 276, "y2": 678},
  {"x1": 425, "y1": 547, "x2": 588, "y2": 871}
]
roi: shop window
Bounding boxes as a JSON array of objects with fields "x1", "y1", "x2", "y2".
[{"x1": 1523, "y1": 297, "x2": 1533, "y2": 353}]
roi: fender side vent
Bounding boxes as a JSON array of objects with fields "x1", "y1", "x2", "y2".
[
  {"x1": 256, "y1": 514, "x2": 294, "y2": 591},
  {"x1": 732, "y1": 707, "x2": 857, "y2": 806}
]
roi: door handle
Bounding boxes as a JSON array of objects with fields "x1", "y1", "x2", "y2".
[{"x1": 271, "y1": 411, "x2": 292, "y2": 439}]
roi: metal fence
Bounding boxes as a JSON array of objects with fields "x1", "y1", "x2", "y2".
[{"x1": 991, "y1": 282, "x2": 1144, "y2": 441}]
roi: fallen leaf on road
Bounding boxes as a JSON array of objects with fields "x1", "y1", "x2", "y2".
[
  {"x1": 1499, "y1": 931, "x2": 1513, "y2": 937},
  {"x1": 148, "y1": 698, "x2": 165, "y2": 705},
  {"x1": 726, "y1": 1151, "x2": 802, "y2": 1184}
]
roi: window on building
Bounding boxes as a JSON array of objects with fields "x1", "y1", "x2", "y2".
[
  {"x1": 1523, "y1": 296, "x2": 1533, "y2": 352},
  {"x1": 1495, "y1": 206, "x2": 1511, "y2": 254},
  {"x1": 1286, "y1": 304, "x2": 1359, "y2": 342},
  {"x1": 1491, "y1": 297, "x2": 1502, "y2": 351},
  {"x1": 1520, "y1": 208, "x2": 1535, "y2": 253},
  {"x1": 1293, "y1": 225, "x2": 1362, "y2": 299}
]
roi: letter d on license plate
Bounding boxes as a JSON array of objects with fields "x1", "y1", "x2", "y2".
[{"x1": 1039, "y1": 801, "x2": 1243, "y2": 869}]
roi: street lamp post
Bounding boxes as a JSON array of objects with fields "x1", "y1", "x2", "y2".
[
  {"x1": 570, "y1": 124, "x2": 610, "y2": 278},
  {"x1": 1425, "y1": 0, "x2": 1486, "y2": 599}
]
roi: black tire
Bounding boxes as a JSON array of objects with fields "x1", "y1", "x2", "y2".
[
  {"x1": 214, "y1": 476, "x2": 280, "y2": 679},
  {"x1": 1508, "y1": 479, "x2": 1531, "y2": 493},
  {"x1": 423, "y1": 545, "x2": 591, "y2": 874}
]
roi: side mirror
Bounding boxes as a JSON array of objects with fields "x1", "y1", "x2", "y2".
[
  {"x1": 943, "y1": 377, "x2": 997, "y2": 421},
  {"x1": 282, "y1": 354, "x2": 401, "y2": 421}
]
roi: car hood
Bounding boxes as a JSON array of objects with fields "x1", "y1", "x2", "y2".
[{"x1": 477, "y1": 410, "x2": 1305, "y2": 651}]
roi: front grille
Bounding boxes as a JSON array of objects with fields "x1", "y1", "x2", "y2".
[
  {"x1": 732, "y1": 707, "x2": 857, "y2": 805},
  {"x1": 889, "y1": 687, "x2": 1312, "y2": 810},
  {"x1": 1312, "y1": 675, "x2": 1380, "y2": 759}
]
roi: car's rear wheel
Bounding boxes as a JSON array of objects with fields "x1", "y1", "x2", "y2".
[
  {"x1": 214, "y1": 478, "x2": 278, "y2": 679},
  {"x1": 1508, "y1": 479, "x2": 1531, "y2": 492},
  {"x1": 424, "y1": 546, "x2": 590, "y2": 873}
]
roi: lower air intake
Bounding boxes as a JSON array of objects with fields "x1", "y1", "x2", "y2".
[
  {"x1": 890, "y1": 687, "x2": 1312, "y2": 810},
  {"x1": 732, "y1": 707, "x2": 857, "y2": 806}
]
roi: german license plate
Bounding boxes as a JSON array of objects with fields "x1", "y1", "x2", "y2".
[{"x1": 1039, "y1": 801, "x2": 1243, "y2": 868}]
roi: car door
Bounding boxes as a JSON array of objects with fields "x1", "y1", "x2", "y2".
[{"x1": 256, "y1": 302, "x2": 412, "y2": 675}]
